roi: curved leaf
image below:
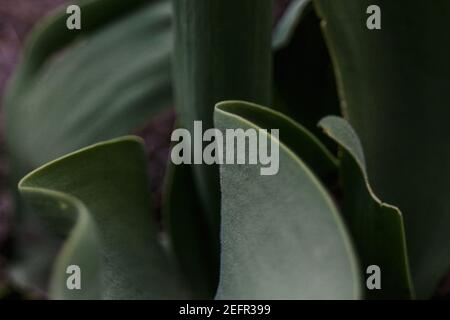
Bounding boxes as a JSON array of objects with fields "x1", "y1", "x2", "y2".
[
  {"x1": 314, "y1": 0, "x2": 450, "y2": 297},
  {"x1": 19, "y1": 137, "x2": 187, "y2": 299},
  {"x1": 214, "y1": 100, "x2": 337, "y2": 179},
  {"x1": 4, "y1": 0, "x2": 173, "y2": 290},
  {"x1": 320, "y1": 116, "x2": 413, "y2": 299},
  {"x1": 214, "y1": 101, "x2": 360, "y2": 299}
]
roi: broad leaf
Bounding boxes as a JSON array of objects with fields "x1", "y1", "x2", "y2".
[
  {"x1": 320, "y1": 116, "x2": 413, "y2": 299},
  {"x1": 214, "y1": 101, "x2": 360, "y2": 299},
  {"x1": 314, "y1": 0, "x2": 450, "y2": 297},
  {"x1": 19, "y1": 137, "x2": 187, "y2": 299}
]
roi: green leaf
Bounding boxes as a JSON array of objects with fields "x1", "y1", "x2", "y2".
[
  {"x1": 4, "y1": 0, "x2": 151, "y2": 96},
  {"x1": 314, "y1": 0, "x2": 450, "y2": 297},
  {"x1": 162, "y1": 162, "x2": 217, "y2": 299},
  {"x1": 214, "y1": 101, "x2": 361, "y2": 299},
  {"x1": 6, "y1": 0, "x2": 172, "y2": 176},
  {"x1": 4, "y1": 0, "x2": 173, "y2": 291},
  {"x1": 19, "y1": 137, "x2": 187, "y2": 299},
  {"x1": 173, "y1": 0, "x2": 273, "y2": 286},
  {"x1": 273, "y1": 0, "x2": 313, "y2": 50},
  {"x1": 319, "y1": 116, "x2": 413, "y2": 299}
]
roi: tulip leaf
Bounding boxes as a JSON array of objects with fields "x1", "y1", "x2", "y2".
[
  {"x1": 314, "y1": 0, "x2": 450, "y2": 297},
  {"x1": 319, "y1": 116, "x2": 414, "y2": 299},
  {"x1": 214, "y1": 100, "x2": 337, "y2": 179},
  {"x1": 18, "y1": 137, "x2": 187, "y2": 299},
  {"x1": 214, "y1": 101, "x2": 360, "y2": 299}
]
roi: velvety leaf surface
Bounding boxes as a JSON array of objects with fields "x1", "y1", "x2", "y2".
[
  {"x1": 320, "y1": 116, "x2": 413, "y2": 299},
  {"x1": 19, "y1": 137, "x2": 187, "y2": 299},
  {"x1": 314, "y1": 0, "x2": 450, "y2": 297},
  {"x1": 214, "y1": 101, "x2": 360, "y2": 299}
]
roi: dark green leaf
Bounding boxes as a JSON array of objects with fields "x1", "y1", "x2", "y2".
[
  {"x1": 162, "y1": 162, "x2": 217, "y2": 299},
  {"x1": 314, "y1": 0, "x2": 450, "y2": 297},
  {"x1": 173, "y1": 0, "x2": 274, "y2": 285},
  {"x1": 320, "y1": 116, "x2": 413, "y2": 299}
]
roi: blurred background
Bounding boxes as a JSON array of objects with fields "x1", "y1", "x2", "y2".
[
  {"x1": 0, "y1": 0, "x2": 180, "y2": 298},
  {"x1": 0, "y1": 0, "x2": 66, "y2": 298}
]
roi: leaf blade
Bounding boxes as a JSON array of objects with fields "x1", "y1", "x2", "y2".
[
  {"x1": 19, "y1": 137, "x2": 187, "y2": 299},
  {"x1": 314, "y1": 0, "x2": 450, "y2": 297},
  {"x1": 214, "y1": 101, "x2": 361, "y2": 299}
]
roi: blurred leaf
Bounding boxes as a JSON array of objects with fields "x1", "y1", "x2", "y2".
[
  {"x1": 19, "y1": 137, "x2": 187, "y2": 299},
  {"x1": 4, "y1": 0, "x2": 173, "y2": 291},
  {"x1": 273, "y1": 0, "x2": 312, "y2": 50},
  {"x1": 315, "y1": 0, "x2": 450, "y2": 297},
  {"x1": 162, "y1": 161, "x2": 217, "y2": 299},
  {"x1": 173, "y1": 0, "x2": 273, "y2": 287},
  {"x1": 6, "y1": 0, "x2": 172, "y2": 175},
  {"x1": 4, "y1": 0, "x2": 150, "y2": 97},
  {"x1": 214, "y1": 101, "x2": 360, "y2": 299},
  {"x1": 320, "y1": 116, "x2": 413, "y2": 299}
]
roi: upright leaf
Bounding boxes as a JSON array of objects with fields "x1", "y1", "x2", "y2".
[
  {"x1": 314, "y1": 0, "x2": 450, "y2": 297},
  {"x1": 173, "y1": 0, "x2": 273, "y2": 285}
]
